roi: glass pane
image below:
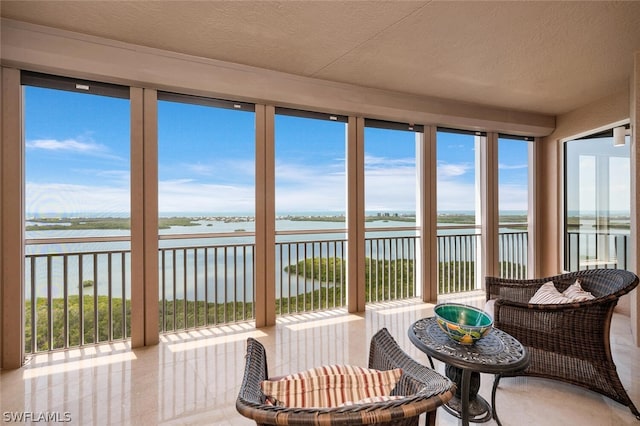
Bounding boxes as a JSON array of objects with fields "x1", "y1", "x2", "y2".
[
  {"x1": 364, "y1": 124, "x2": 419, "y2": 303},
  {"x1": 564, "y1": 132, "x2": 630, "y2": 271},
  {"x1": 436, "y1": 130, "x2": 482, "y2": 293},
  {"x1": 24, "y1": 84, "x2": 131, "y2": 352},
  {"x1": 274, "y1": 112, "x2": 348, "y2": 313},
  {"x1": 25, "y1": 86, "x2": 131, "y2": 237},
  {"x1": 274, "y1": 113, "x2": 347, "y2": 229},
  {"x1": 436, "y1": 130, "x2": 480, "y2": 224},
  {"x1": 364, "y1": 126, "x2": 417, "y2": 226},
  {"x1": 157, "y1": 97, "x2": 256, "y2": 330},
  {"x1": 498, "y1": 136, "x2": 530, "y2": 279},
  {"x1": 158, "y1": 99, "x2": 255, "y2": 231}
]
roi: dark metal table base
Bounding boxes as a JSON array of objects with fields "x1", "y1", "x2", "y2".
[
  {"x1": 443, "y1": 394, "x2": 492, "y2": 423},
  {"x1": 442, "y1": 365, "x2": 491, "y2": 423}
]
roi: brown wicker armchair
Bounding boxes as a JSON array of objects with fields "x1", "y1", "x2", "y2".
[
  {"x1": 236, "y1": 328, "x2": 455, "y2": 425},
  {"x1": 486, "y1": 268, "x2": 639, "y2": 419}
]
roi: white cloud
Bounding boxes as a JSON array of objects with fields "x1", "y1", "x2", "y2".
[
  {"x1": 27, "y1": 138, "x2": 105, "y2": 154},
  {"x1": 365, "y1": 154, "x2": 414, "y2": 168},
  {"x1": 437, "y1": 161, "x2": 471, "y2": 178},
  {"x1": 185, "y1": 163, "x2": 215, "y2": 176},
  {"x1": 159, "y1": 180, "x2": 254, "y2": 213},
  {"x1": 498, "y1": 163, "x2": 528, "y2": 170},
  {"x1": 26, "y1": 182, "x2": 129, "y2": 215},
  {"x1": 498, "y1": 184, "x2": 528, "y2": 211},
  {"x1": 437, "y1": 181, "x2": 476, "y2": 211},
  {"x1": 26, "y1": 137, "x2": 126, "y2": 162},
  {"x1": 27, "y1": 154, "x2": 526, "y2": 215}
]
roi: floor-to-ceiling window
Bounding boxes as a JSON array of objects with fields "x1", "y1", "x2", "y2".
[
  {"x1": 274, "y1": 108, "x2": 348, "y2": 314},
  {"x1": 157, "y1": 93, "x2": 256, "y2": 331},
  {"x1": 364, "y1": 120, "x2": 422, "y2": 302},
  {"x1": 498, "y1": 135, "x2": 531, "y2": 278},
  {"x1": 564, "y1": 125, "x2": 630, "y2": 271},
  {"x1": 23, "y1": 72, "x2": 131, "y2": 353},
  {"x1": 436, "y1": 128, "x2": 484, "y2": 293}
]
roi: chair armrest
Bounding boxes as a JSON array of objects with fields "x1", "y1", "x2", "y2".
[
  {"x1": 492, "y1": 298, "x2": 612, "y2": 350},
  {"x1": 486, "y1": 276, "x2": 547, "y2": 304},
  {"x1": 369, "y1": 328, "x2": 454, "y2": 397}
]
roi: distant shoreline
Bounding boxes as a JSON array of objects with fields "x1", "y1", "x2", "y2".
[{"x1": 24, "y1": 213, "x2": 537, "y2": 231}]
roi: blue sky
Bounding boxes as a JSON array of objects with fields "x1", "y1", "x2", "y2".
[{"x1": 24, "y1": 86, "x2": 530, "y2": 217}]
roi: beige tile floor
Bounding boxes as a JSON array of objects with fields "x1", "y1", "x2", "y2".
[{"x1": 1, "y1": 291, "x2": 639, "y2": 425}]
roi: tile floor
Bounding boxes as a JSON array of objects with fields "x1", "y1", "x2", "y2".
[{"x1": 1, "y1": 291, "x2": 639, "y2": 425}]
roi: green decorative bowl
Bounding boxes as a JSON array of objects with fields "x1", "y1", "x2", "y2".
[{"x1": 434, "y1": 303, "x2": 493, "y2": 345}]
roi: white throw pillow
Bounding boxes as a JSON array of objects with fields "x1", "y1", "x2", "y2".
[
  {"x1": 562, "y1": 279, "x2": 595, "y2": 301},
  {"x1": 484, "y1": 299, "x2": 496, "y2": 319},
  {"x1": 529, "y1": 281, "x2": 573, "y2": 304}
]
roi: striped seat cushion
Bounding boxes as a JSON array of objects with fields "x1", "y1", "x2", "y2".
[{"x1": 261, "y1": 365, "x2": 403, "y2": 408}]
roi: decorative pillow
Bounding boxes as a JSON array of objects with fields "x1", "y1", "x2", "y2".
[
  {"x1": 529, "y1": 281, "x2": 573, "y2": 304},
  {"x1": 562, "y1": 279, "x2": 596, "y2": 302},
  {"x1": 484, "y1": 299, "x2": 496, "y2": 319},
  {"x1": 261, "y1": 365, "x2": 403, "y2": 408},
  {"x1": 339, "y1": 395, "x2": 405, "y2": 407}
]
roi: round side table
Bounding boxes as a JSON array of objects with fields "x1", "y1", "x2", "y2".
[{"x1": 409, "y1": 317, "x2": 529, "y2": 426}]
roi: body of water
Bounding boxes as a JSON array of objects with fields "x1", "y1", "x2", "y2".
[{"x1": 25, "y1": 216, "x2": 525, "y2": 302}]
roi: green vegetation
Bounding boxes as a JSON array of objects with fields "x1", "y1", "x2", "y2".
[
  {"x1": 26, "y1": 257, "x2": 526, "y2": 353},
  {"x1": 26, "y1": 216, "x2": 200, "y2": 231},
  {"x1": 160, "y1": 300, "x2": 254, "y2": 330},
  {"x1": 25, "y1": 295, "x2": 130, "y2": 352},
  {"x1": 566, "y1": 215, "x2": 631, "y2": 231},
  {"x1": 284, "y1": 257, "x2": 416, "y2": 302}
]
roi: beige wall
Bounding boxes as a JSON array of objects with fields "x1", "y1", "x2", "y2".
[
  {"x1": 541, "y1": 87, "x2": 637, "y2": 340},
  {"x1": 538, "y1": 90, "x2": 630, "y2": 278},
  {"x1": 631, "y1": 52, "x2": 640, "y2": 343}
]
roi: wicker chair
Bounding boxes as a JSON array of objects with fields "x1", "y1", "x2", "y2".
[
  {"x1": 485, "y1": 268, "x2": 640, "y2": 419},
  {"x1": 236, "y1": 328, "x2": 455, "y2": 425}
]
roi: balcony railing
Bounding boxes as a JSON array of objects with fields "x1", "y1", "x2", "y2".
[
  {"x1": 565, "y1": 230, "x2": 629, "y2": 271},
  {"x1": 365, "y1": 235, "x2": 417, "y2": 302},
  {"x1": 159, "y1": 243, "x2": 255, "y2": 332},
  {"x1": 25, "y1": 247, "x2": 131, "y2": 353},
  {"x1": 499, "y1": 230, "x2": 528, "y2": 279},
  {"x1": 24, "y1": 227, "x2": 528, "y2": 354}
]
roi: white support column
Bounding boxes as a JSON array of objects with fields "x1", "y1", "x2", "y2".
[
  {"x1": 527, "y1": 139, "x2": 538, "y2": 278},
  {"x1": 346, "y1": 116, "x2": 365, "y2": 312},
  {"x1": 130, "y1": 87, "x2": 159, "y2": 347},
  {"x1": 255, "y1": 104, "x2": 276, "y2": 327},
  {"x1": 1, "y1": 67, "x2": 25, "y2": 368},
  {"x1": 481, "y1": 133, "x2": 500, "y2": 280},
  {"x1": 142, "y1": 89, "x2": 159, "y2": 345},
  {"x1": 417, "y1": 126, "x2": 438, "y2": 302}
]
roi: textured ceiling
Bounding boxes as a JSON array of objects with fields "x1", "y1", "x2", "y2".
[{"x1": 2, "y1": 1, "x2": 640, "y2": 116}]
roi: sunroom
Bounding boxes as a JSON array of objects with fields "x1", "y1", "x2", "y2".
[{"x1": 1, "y1": 2, "x2": 640, "y2": 425}]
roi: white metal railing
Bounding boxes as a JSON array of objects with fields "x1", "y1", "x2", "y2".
[
  {"x1": 565, "y1": 230, "x2": 628, "y2": 271},
  {"x1": 25, "y1": 247, "x2": 130, "y2": 353},
  {"x1": 24, "y1": 227, "x2": 528, "y2": 353}
]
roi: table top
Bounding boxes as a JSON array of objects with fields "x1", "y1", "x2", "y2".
[{"x1": 408, "y1": 317, "x2": 530, "y2": 374}]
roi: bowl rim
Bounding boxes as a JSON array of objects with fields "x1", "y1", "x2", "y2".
[{"x1": 433, "y1": 302, "x2": 493, "y2": 328}]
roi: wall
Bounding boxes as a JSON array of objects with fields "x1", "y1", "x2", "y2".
[
  {"x1": 631, "y1": 52, "x2": 640, "y2": 343},
  {"x1": 541, "y1": 88, "x2": 637, "y2": 339},
  {"x1": 539, "y1": 90, "x2": 629, "y2": 277}
]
